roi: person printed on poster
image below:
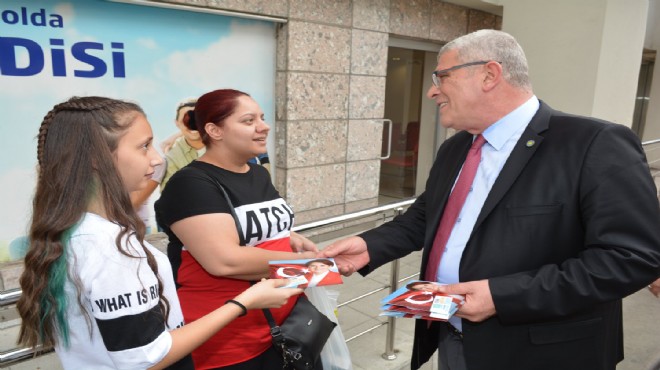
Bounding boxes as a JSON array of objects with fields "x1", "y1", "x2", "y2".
[{"x1": 269, "y1": 258, "x2": 343, "y2": 288}]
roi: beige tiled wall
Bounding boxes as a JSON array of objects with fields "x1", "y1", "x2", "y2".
[
  {"x1": 353, "y1": 0, "x2": 390, "y2": 32},
  {"x1": 282, "y1": 120, "x2": 348, "y2": 167},
  {"x1": 350, "y1": 30, "x2": 388, "y2": 75},
  {"x1": 152, "y1": 0, "x2": 501, "y2": 224},
  {"x1": 287, "y1": 22, "x2": 352, "y2": 73},
  {"x1": 289, "y1": 0, "x2": 352, "y2": 25},
  {"x1": 347, "y1": 120, "x2": 383, "y2": 161},
  {"x1": 349, "y1": 76, "x2": 386, "y2": 119},
  {"x1": 467, "y1": 8, "x2": 500, "y2": 33},
  {"x1": 286, "y1": 164, "x2": 347, "y2": 209},
  {"x1": 390, "y1": 0, "x2": 431, "y2": 39},
  {"x1": 285, "y1": 73, "x2": 349, "y2": 120},
  {"x1": 430, "y1": 2, "x2": 469, "y2": 41}
]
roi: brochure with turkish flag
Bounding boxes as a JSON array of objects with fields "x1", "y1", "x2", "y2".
[
  {"x1": 380, "y1": 280, "x2": 465, "y2": 321},
  {"x1": 268, "y1": 258, "x2": 343, "y2": 289}
]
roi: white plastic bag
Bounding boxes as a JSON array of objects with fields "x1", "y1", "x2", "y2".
[{"x1": 305, "y1": 287, "x2": 354, "y2": 370}]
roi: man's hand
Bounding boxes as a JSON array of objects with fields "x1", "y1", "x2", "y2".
[
  {"x1": 435, "y1": 280, "x2": 496, "y2": 322},
  {"x1": 290, "y1": 232, "x2": 318, "y2": 253},
  {"x1": 318, "y1": 236, "x2": 370, "y2": 276},
  {"x1": 648, "y1": 277, "x2": 660, "y2": 298}
]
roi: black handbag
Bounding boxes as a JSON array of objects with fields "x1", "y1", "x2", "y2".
[
  {"x1": 263, "y1": 295, "x2": 336, "y2": 370},
  {"x1": 200, "y1": 169, "x2": 337, "y2": 369}
]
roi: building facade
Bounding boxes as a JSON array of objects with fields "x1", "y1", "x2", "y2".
[{"x1": 147, "y1": 0, "x2": 658, "y2": 224}]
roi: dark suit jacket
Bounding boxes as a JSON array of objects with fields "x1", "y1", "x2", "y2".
[{"x1": 360, "y1": 102, "x2": 660, "y2": 370}]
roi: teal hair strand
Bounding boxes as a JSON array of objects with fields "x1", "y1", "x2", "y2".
[{"x1": 38, "y1": 228, "x2": 73, "y2": 348}]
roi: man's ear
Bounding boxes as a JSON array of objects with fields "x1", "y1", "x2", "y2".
[
  {"x1": 204, "y1": 122, "x2": 222, "y2": 141},
  {"x1": 482, "y1": 61, "x2": 503, "y2": 92}
]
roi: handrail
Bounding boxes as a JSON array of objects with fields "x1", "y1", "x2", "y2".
[
  {"x1": 0, "y1": 289, "x2": 21, "y2": 306},
  {"x1": 641, "y1": 139, "x2": 660, "y2": 176},
  {"x1": 0, "y1": 345, "x2": 52, "y2": 366},
  {"x1": 293, "y1": 198, "x2": 415, "y2": 232}
]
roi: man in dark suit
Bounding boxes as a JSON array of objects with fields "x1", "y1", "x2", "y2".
[{"x1": 320, "y1": 29, "x2": 660, "y2": 370}]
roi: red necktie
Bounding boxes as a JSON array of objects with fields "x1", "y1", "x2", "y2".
[{"x1": 425, "y1": 134, "x2": 486, "y2": 282}]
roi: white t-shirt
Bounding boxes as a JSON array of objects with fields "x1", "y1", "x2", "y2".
[{"x1": 55, "y1": 213, "x2": 185, "y2": 369}]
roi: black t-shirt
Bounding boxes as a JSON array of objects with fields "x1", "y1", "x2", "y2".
[{"x1": 155, "y1": 161, "x2": 294, "y2": 279}]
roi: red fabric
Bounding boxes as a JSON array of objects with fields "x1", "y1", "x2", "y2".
[
  {"x1": 425, "y1": 135, "x2": 486, "y2": 282},
  {"x1": 177, "y1": 237, "x2": 297, "y2": 369}
]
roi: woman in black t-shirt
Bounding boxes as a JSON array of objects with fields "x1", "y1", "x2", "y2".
[{"x1": 156, "y1": 89, "x2": 319, "y2": 370}]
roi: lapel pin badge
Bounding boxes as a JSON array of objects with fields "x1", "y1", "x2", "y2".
[{"x1": 525, "y1": 140, "x2": 535, "y2": 148}]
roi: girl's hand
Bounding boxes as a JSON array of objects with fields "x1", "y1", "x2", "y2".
[{"x1": 234, "y1": 279, "x2": 303, "y2": 310}]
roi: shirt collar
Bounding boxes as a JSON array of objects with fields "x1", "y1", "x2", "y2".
[{"x1": 482, "y1": 95, "x2": 540, "y2": 151}]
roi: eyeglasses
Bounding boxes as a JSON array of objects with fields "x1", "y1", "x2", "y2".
[{"x1": 431, "y1": 60, "x2": 499, "y2": 87}]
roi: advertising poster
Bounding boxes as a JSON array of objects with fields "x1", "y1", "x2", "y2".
[{"x1": 0, "y1": 0, "x2": 276, "y2": 260}]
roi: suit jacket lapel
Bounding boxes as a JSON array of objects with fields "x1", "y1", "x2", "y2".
[{"x1": 472, "y1": 102, "x2": 553, "y2": 233}]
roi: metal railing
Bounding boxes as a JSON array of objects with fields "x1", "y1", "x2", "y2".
[
  {"x1": 642, "y1": 139, "x2": 660, "y2": 179},
  {"x1": 0, "y1": 290, "x2": 54, "y2": 365},
  {"x1": 0, "y1": 289, "x2": 20, "y2": 307}
]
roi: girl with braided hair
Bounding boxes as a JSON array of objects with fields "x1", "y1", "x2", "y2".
[{"x1": 17, "y1": 96, "x2": 303, "y2": 370}]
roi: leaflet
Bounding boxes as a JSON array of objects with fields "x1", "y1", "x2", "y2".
[
  {"x1": 379, "y1": 280, "x2": 465, "y2": 321},
  {"x1": 268, "y1": 258, "x2": 343, "y2": 289}
]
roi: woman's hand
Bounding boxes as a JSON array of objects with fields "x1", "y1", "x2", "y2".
[
  {"x1": 234, "y1": 279, "x2": 303, "y2": 309},
  {"x1": 290, "y1": 232, "x2": 318, "y2": 253}
]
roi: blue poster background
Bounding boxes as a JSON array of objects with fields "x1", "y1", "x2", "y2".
[{"x1": 0, "y1": 0, "x2": 276, "y2": 258}]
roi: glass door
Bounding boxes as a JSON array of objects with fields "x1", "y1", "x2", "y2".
[{"x1": 379, "y1": 46, "x2": 443, "y2": 204}]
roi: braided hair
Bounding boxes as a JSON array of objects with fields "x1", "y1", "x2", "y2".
[{"x1": 17, "y1": 96, "x2": 171, "y2": 349}]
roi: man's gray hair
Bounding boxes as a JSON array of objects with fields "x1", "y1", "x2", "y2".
[{"x1": 439, "y1": 29, "x2": 532, "y2": 90}]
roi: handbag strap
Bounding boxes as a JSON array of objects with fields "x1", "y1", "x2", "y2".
[
  {"x1": 262, "y1": 306, "x2": 284, "y2": 344},
  {"x1": 196, "y1": 165, "x2": 283, "y2": 341},
  {"x1": 197, "y1": 167, "x2": 246, "y2": 246}
]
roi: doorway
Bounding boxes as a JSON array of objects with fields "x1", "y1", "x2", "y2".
[
  {"x1": 632, "y1": 48, "x2": 656, "y2": 138},
  {"x1": 379, "y1": 44, "x2": 443, "y2": 204}
]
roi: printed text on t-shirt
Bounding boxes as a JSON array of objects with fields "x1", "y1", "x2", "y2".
[
  {"x1": 93, "y1": 283, "x2": 159, "y2": 312},
  {"x1": 235, "y1": 199, "x2": 294, "y2": 246}
]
